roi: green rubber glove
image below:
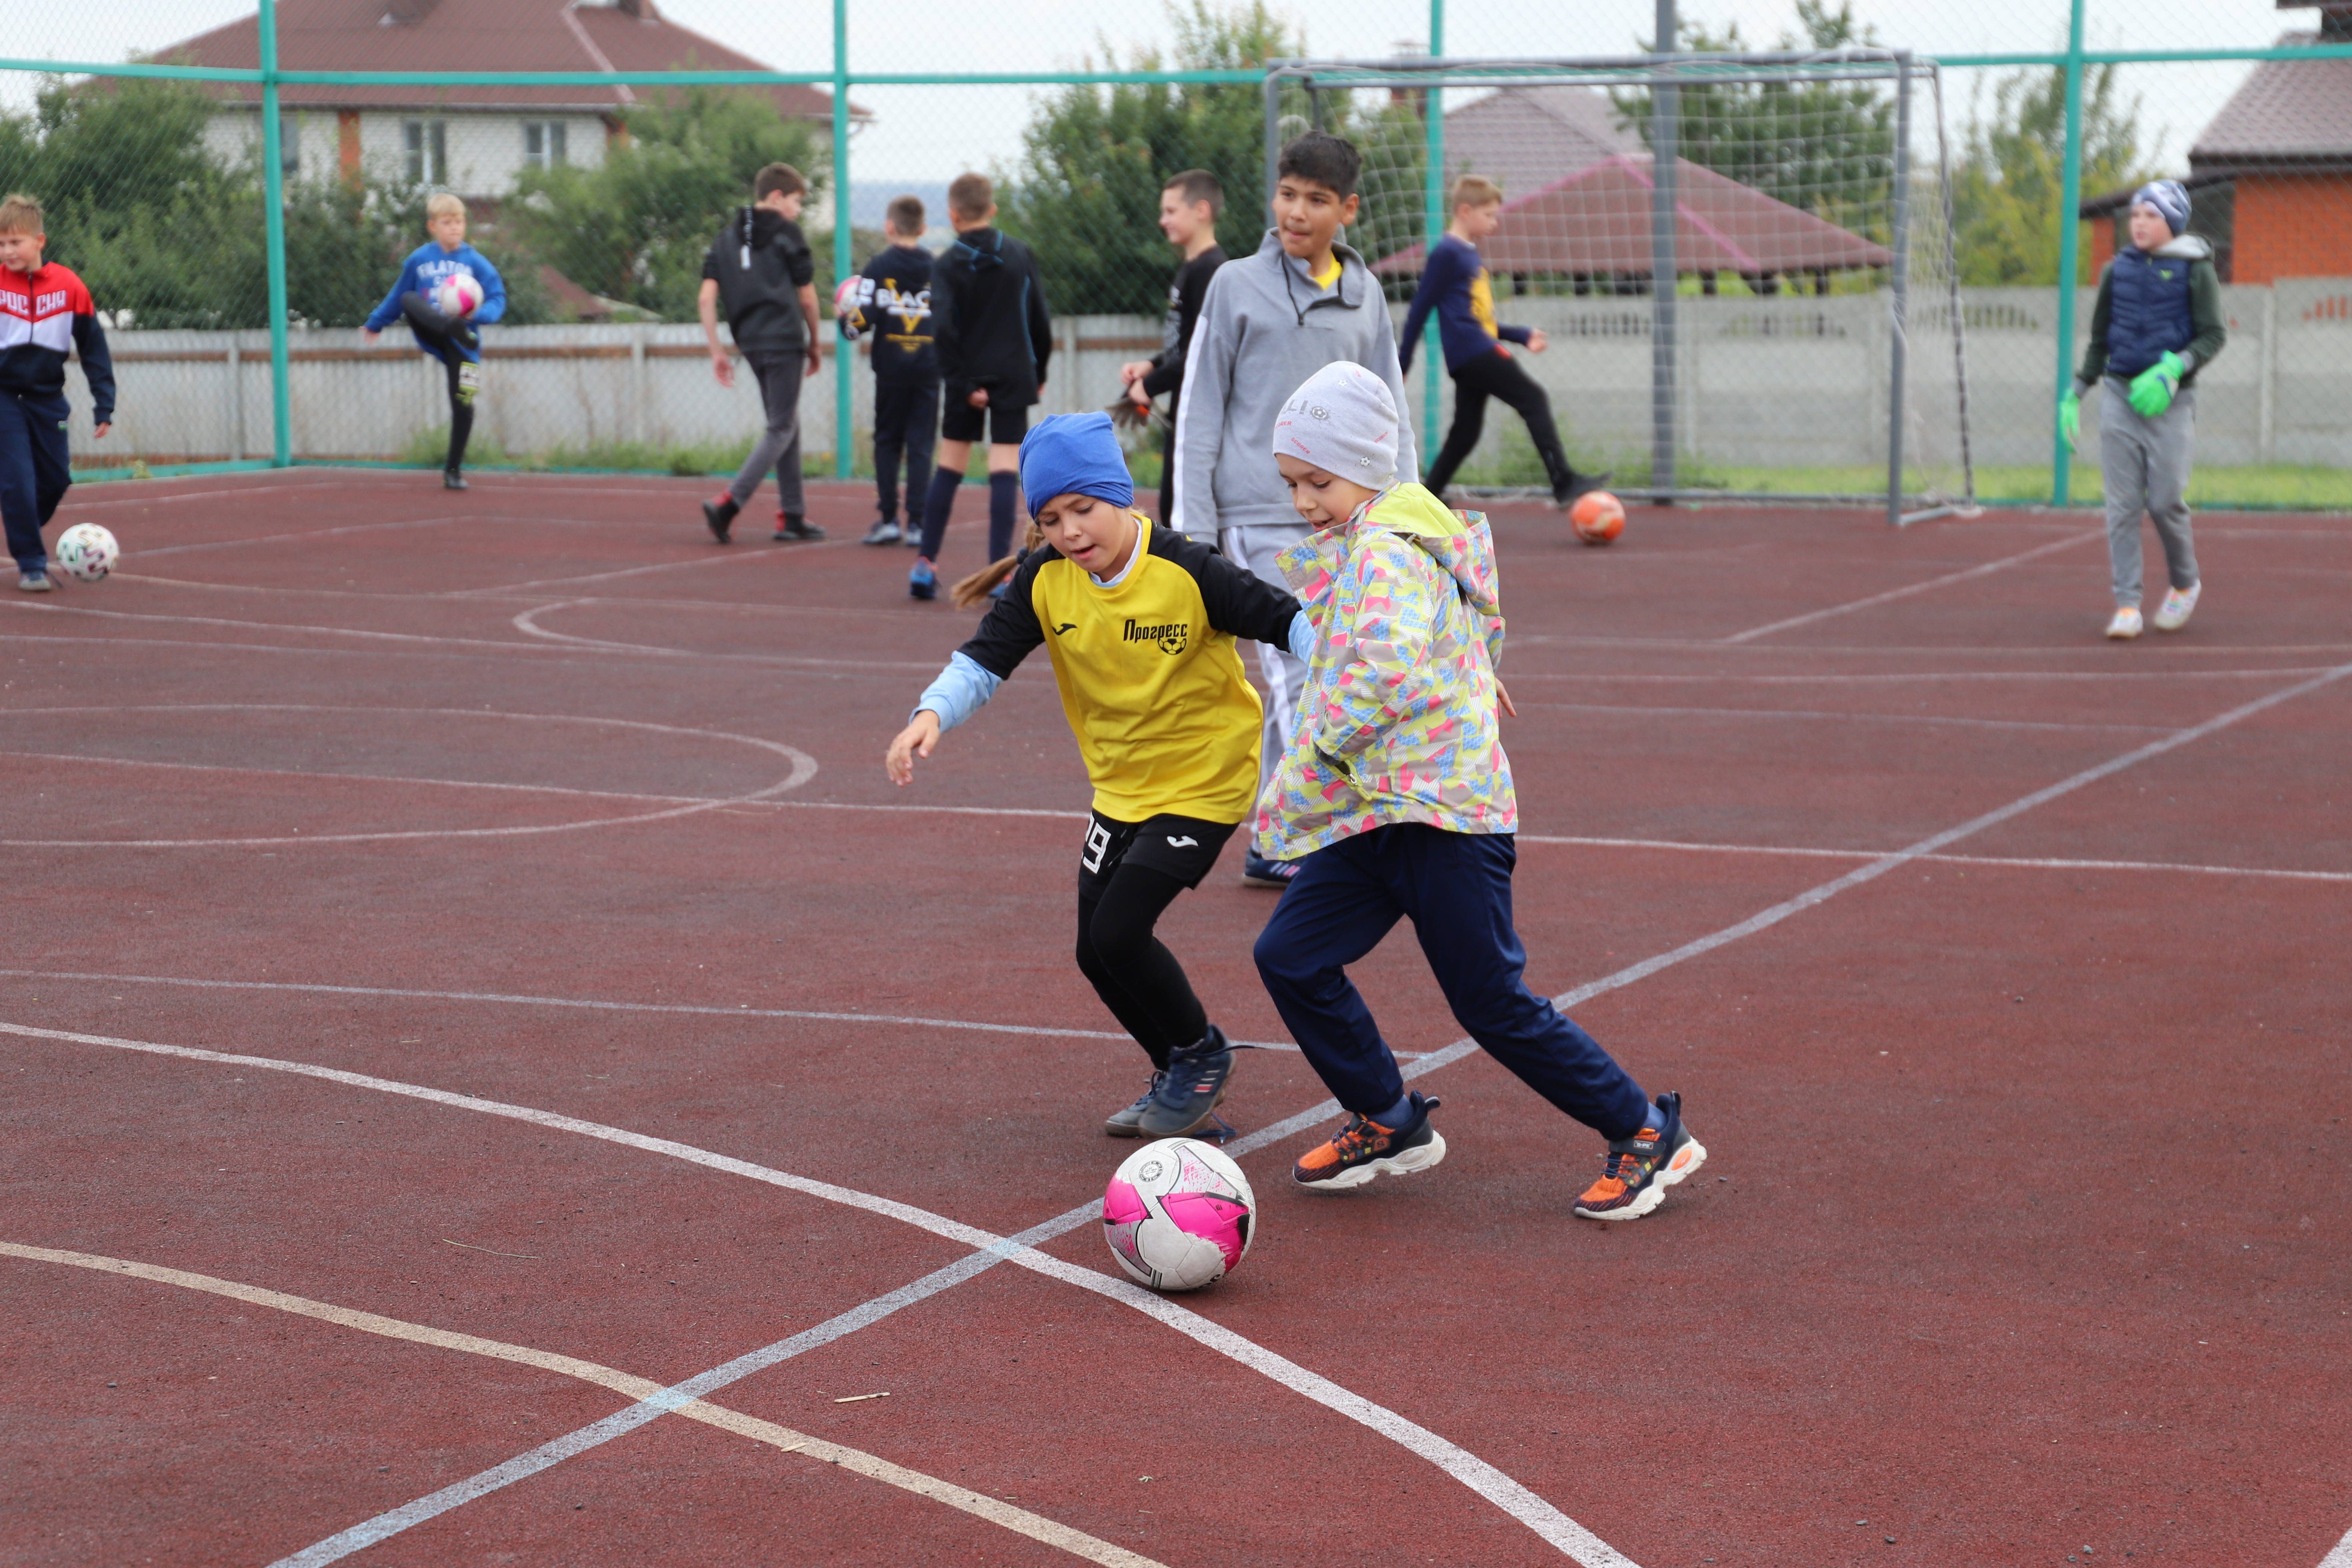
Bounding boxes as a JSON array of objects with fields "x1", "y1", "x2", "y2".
[
  {"x1": 2128, "y1": 351, "x2": 2185, "y2": 418},
  {"x1": 2058, "y1": 388, "x2": 2081, "y2": 452}
]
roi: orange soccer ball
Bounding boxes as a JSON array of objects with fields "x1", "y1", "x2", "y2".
[{"x1": 1568, "y1": 490, "x2": 1625, "y2": 545}]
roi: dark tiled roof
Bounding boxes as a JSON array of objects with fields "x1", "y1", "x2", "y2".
[
  {"x1": 1435, "y1": 86, "x2": 1645, "y2": 201},
  {"x1": 2189, "y1": 31, "x2": 2352, "y2": 169},
  {"x1": 1375, "y1": 153, "x2": 1891, "y2": 276},
  {"x1": 148, "y1": 0, "x2": 864, "y2": 121}
]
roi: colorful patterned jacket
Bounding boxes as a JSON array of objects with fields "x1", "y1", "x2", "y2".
[{"x1": 1252, "y1": 482, "x2": 1515, "y2": 859}]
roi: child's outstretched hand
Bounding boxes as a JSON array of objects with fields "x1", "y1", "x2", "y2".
[
  {"x1": 1495, "y1": 677, "x2": 1517, "y2": 718},
  {"x1": 885, "y1": 711, "x2": 943, "y2": 786}
]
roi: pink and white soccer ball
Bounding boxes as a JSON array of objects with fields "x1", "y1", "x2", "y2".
[
  {"x1": 433, "y1": 274, "x2": 486, "y2": 319},
  {"x1": 833, "y1": 276, "x2": 866, "y2": 338},
  {"x1": 53, "y1": 522, "x2": 119, "y2": 582},
  {"x1": 1102, "y1": 1137, "x2": 1256, "y2": 1292}
]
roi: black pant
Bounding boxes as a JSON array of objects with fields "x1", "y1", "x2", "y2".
[
  {"x1": 400, "y1": 292, "x2": 475, "y2": 472},
  {"x1": 872, "y1": 378, "x2": 938, "y2": 527},
  {"x1": 1156, "y1": 421, "x2": 1175, "y2": 525},
  {"x1": 0, "y1": 390, "x2": 70, "y2": 570},
  {"x1": 1426, "y1": 347, "x2": 1574, "y2": 498},
  {"x1": 1073, "y1": 810, "x2": 1235, "y2": 1068}
]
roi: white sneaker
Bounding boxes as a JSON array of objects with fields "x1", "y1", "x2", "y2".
[
  {"x1": 2153, "y1": 582, "x2": 2201, "y2": 632},
  {"x1": 2105, "y1": 606, "x2": 2143, "y2": 640}
]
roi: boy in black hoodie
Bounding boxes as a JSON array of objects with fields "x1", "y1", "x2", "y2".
[
  {"x1": 841, "y1": 194, "x2": 938, "y2": 547},
  {"x1": 698, "y1": 163, "x2": 823, "y2": 544},
  {"x1": 910, "y1": 173, "x2": 1052, "y2": 601}
]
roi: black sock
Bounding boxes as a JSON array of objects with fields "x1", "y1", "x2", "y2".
[
  {"x1": 987, "y1": 471, "x2": 1018, "y2": 562},
  {"x1": 918, "y1": 465, "x2": 960, "y2": 559},
  {"x1": 447, "y1": 401, "x2": 473, "y2": 472}
]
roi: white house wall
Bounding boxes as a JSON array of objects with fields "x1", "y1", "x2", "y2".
[{"x1": 206, "y1": 109, "x2": 609, "y2": 198}]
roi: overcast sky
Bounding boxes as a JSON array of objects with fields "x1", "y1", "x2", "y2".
[{"x1": 26, "y1": 0, "x2": 2303, "y2": 179}]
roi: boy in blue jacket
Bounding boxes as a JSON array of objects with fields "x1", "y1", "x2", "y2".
[
  {"x1": 364, "y1": 193, "x2": 507, "y2": 492},
  {"x1": 1400, "y1": 174, "x2": 1604, "y2": 508},
  {"x1": 2058, "y1": 179, "x2": 2225, "y2": 640}
]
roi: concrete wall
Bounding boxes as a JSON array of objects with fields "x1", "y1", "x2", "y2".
[
  {"x1": 65, "y1": 284, "x2": 2352, "y2": 477},
  {"x1": 206, "y1": 109, "x2": 611, "y2": 197}
]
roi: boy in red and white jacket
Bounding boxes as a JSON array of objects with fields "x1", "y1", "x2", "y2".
[{"x1": 0, "y1": 193, "x2": 113, "y2": 591}]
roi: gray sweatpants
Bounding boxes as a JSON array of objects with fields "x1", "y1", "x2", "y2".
[
  {"x1": 2099, "y1": 378, "x2": 2198, "y2": 608},
  {"x1": 729, "y1": 351, "x2": 807, "y2": 515},
  {"x1": 1220, "y1": 522, "x2": 1312, "y2": 831}
]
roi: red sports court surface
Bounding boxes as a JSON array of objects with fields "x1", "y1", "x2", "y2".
[{"x1": 3, "y1": 469, "x2": 2347, "y2": 1568}]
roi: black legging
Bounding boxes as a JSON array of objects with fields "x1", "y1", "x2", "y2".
[
  {"x1": 1425, "y1": 346, "x2": 1574, "y2": 497},
  {"x1": 1075, "y1": 863, "x2": 1206, "y2": 1070},
  {"x1": 400, "y1": 292, "x2": 475, "y2": 472}
]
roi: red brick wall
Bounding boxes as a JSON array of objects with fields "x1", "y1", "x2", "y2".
[
  {"x1": 2086, "y1": 219, "x2": 2116, "y2": 279},
  {"x1": 2231, "y1": 174, "x2": 2352, "y2": 284}
]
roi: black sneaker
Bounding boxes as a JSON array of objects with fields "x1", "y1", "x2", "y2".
[
  {"x1": 1138, "y1": 1027, "x2": 1235, "y2": 1138},
  {"x1": 1556, "y1": 470, "x2": 1613, "y2": 509},
  {"x1": 1293, "y1": 1093, "x2": 1446, "y2": 1190},
  {"x1": 1240, "y1": 853, "x2": 1298, "y2": 889},
  {"x1": 703, "y1": 494, "x2": 738, "y2": 543},
  {"x1": 772, "y1": 513, "x2": 826, "y2": 542},
  {"x1": 1573, "y1": 1091, "x2": 1705, "y2": 1222},
  {"x1": 1103, "y1": 1072, "x2": 1165, "y2": 1138},
  {"x1": 443, "y1": 468, "x2": 468, "y2": 492},
  {"x1": 861, "y1": 518, "x2": 903, "y2": 546}
]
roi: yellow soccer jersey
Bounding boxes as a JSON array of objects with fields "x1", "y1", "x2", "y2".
[{"x1": 955, "y1": 518, "x2": 1304, "y2": 824}]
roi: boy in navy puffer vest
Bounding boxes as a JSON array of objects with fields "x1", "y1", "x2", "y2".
[{"x1": 2060, "y1": 179, "x2": 2226, "y2": 640}]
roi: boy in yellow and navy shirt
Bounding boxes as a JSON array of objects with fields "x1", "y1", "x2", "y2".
[{"x1": 886, "y1": 412, "x2": 1314, "y2": 1139}]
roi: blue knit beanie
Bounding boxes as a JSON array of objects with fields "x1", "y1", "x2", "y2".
[
  {"x1": 2133, "y1": 179, "x2": 2190, "y2": 236},
  {"x1": 1018, "y1": 412, "x2": 1134, "y2": 514}
]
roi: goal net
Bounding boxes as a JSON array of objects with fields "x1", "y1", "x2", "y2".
[{"x1": 1266, "y1": 52, "x2": 1976, "y2": 522}]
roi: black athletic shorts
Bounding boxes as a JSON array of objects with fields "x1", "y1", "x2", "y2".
[
  {"x1": 1078, "y1": 809, "x2": 1237, "y2": 898},
  {"x1": 940, "y1": 399, "x2": 1032, "y2": 446}
]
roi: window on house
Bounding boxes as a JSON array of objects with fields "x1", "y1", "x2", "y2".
[
  {"x1": 523, "y1": 121, "x2": 568, "y2": 170},
  {"x1": 277, "y1": 108, "x2": 299, "y2": 177},
  {"x1": 404, "y1": 119, "x2": 447, "y2": 185}
]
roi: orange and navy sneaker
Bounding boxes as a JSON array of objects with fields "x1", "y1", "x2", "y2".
[
  {"x1": 1293, "y1": 1093, "x2": 1447, "y2": 1191},
  {"x1": 1573, "y1": 1092, "x2": 1705, "y2": 1222}
]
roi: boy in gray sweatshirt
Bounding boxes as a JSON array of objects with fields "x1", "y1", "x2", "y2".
[{"x1": 1171, "y1": 133, "x2": 1418, "y2": 886}]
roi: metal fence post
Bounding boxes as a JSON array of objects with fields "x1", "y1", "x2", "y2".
[
  {"x1": 1263, "y1": 71, "x2": 1282, "y2": 230},
  {"x1": 1419, "y1": 0, "x2": 1444, "y2": 470},
  {"x1": 258, "y1": 0, "x2": 291, "y2": 466},
  {"x1": 2050, "y1": 0, "x2": 2087, "y2": 507},
  {"x1": 1649, "y1": 0, "x2": 1678, "y2": 501},
  {"x1": 832, "y1": 0, "x2": 853, "y2": 480},
  {"x1": 1886, "y1": 54, "x2": 1913, "y2": 527}
]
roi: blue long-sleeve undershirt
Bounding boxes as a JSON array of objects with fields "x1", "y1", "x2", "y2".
[{"x1": 912, "y1": 612, "x2": 1316, "y2": 732}]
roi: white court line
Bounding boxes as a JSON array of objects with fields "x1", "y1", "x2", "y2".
[
  {"x1": 0, "y1": 706, "x2": 815, "y2": 848},
  {"x1": 2320, "y1": 1523, "x2": 2352, "y2": 1568},
  {"x1": 21, "y1": 658, "x2": 2352, "y2": 1565},
  {"x1": 1720, "y1": 532, "x2": 2099, "y2": 644},
  {"x1": 0, "y1": 1018, "x2": 1616, "y2": 1568},
  {"x1": 4, "y1": 1242, "x2": 1167, "y2": 1568},
  {"x1": 131, "y1": 516, "x2": 474, "y2": 558},
  {"x1": 1502, "y1": 666, "x2": 2339, "y2": 685},
  {"x1": 461, "y1": 539, "x2": 853, "y2": 599},
  {"x1": 1518, "y1": 700, "x2": 2171, "y2": 734},
  {"x1": 1518, "y1": 834, "x2": 2352, "y2": 885},
  {"x1": 0, "y1": 968, "x2": 1309, "y2": 1053}
]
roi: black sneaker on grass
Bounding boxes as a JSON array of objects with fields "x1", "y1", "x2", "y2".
[
  {"x1": 1573, "y1": 1091, "x2": 1705, "y2": 1222},
  {"x1": 1139, "y1": 1027, "x2": 1235, "y2": 1138},
  {"x1": 1103, "y1": 1072, "x2": 1165, "y2": 1138},
  {"x1": 1293, "y1": 1093, "x2": 1446, "y2": 1190}
]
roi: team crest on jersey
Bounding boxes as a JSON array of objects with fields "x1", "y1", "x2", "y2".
[{"x1": 1123, "y1": 617, "x2": 1190, "y2": 655}]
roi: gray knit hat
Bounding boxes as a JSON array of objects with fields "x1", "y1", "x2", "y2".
[{"x1": 1271, "y1": 361, "x2": 1399, "y2": 486}]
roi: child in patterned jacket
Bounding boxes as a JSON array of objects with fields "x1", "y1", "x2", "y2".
[{"x1": 1250, "y1": 360, "x2": 1706, "y2": 1220}]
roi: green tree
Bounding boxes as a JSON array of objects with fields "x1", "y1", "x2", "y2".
[
  {"x1": 999, "y1": 2, "x2": 1295, "y2": 318},
  {"x1": 505, "y1": 86, "x2": 823, "y2": 320},
  {"x1": 1610, "y1": 0, "x2": 1896, "y2": 240},
  {"x1": 1949, "y1": 63, "x2": 2149, "y2": 285}
]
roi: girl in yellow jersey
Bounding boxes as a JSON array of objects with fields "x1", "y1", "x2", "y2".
[{"x1": 886, "y1": 411, "x2": 1314, "y2": 1140}]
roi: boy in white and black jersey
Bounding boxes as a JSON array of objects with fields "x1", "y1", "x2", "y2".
[
  {"x1": 1118, "y1": 170, "x2": 1226, "y2": 525},
  {"x1": 842, "y1": 195, "x2": 939, "y2": 547}
]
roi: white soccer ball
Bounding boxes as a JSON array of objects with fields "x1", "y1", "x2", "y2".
[
  {"x1": 53, "y1": 522, "x2": 119, "y2": 582},
  {"x1": 1102, "y1": 1137, "x2": 1256, "y2": 1292},
  {"x1": 833, "y1": 276, "x2": 865, "y2": 339},
  {"x1": 433, "y1": 274, "x2": 485, "y2": 320}
]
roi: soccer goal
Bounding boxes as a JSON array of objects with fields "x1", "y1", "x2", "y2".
[{"x1": 1264, "y1": 51, "x2": 1978, "y2": 525}]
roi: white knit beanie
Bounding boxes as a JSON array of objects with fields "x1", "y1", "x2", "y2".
[{"x1": 1271, "y1": 361, "x2": 1398, "y2": 486}]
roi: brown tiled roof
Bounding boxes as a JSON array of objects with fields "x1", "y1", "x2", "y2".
[
  {"x1": 1375, "y1": 153, "x2": 1891, "y2": 277},
  {"x1": 2189, "y1": 31, "x2": 2352, "y2": 172},
  {"x1": 1435, "y1": 86, "x2": 1644, "y2": 203},
  {"x1": 147, "y1": 0, "x2": 865, "y2": 122}
]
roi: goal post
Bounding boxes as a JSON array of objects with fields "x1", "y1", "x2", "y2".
[{"x1": 1263, "y1": 51, "x2": 1978, "y2": 524}]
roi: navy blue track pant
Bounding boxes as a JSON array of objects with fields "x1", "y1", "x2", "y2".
[
  {"x1": 872, "y1": 378, "x2": 938, "y2": 529},
  {"x1": 0, "y1": 390, "x2": 72, "y2": 571},
  {"x1": 1253, "y1": 823, "x2": 1650, "y2": 1141}
]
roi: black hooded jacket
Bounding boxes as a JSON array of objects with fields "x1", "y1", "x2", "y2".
[
  {"x1": 929, "y1": 227, "x2": 1053, "y2": 406},
  {"x1": 702, "y1": 207, "x2": 816, "y2": 358}
]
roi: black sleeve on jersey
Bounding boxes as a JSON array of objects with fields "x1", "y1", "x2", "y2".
[
  {"x1": 1140, "y1": 249, "x2": 1222, "y2": 398},
  {"x1": 1147, "y1": 527, "x2": 1300, "y2": 646},
  {"x1": 931, "y1": 261, "x2": 966, "y2": 389},
  {"x1": 1023, "y1": 249, "x2": 1054, "y2": 380},
  {"x1": 953, "y1": 547, "x2": 1059, "y2": 679}
]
